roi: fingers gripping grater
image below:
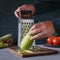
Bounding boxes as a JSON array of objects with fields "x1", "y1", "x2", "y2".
[{"x1": 18, "y1": 11, "x2": 35, "y2": 48}]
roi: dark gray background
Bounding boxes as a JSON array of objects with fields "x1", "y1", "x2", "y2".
[
  {"x1": 1, "y1": 0, "x2": 58, "y2": 45},
  {"x1": 0, "y1": 0, "x2": 39, "y2": 44}
]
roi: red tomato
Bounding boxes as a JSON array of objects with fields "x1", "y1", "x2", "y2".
[
  {"x1": 7, "y1": 40, "x2": 11, "y2": 43},
  {"x1": 53, "y1": 37, "x2": 60, "y2": 45},
  {"x1": 58, "y1": 37, "x2": 60, "y2": 44},
  {"x1": 47, "y1": 36, "x2": 54, "y2": 44},
  {"x1": 6, "y1": 39, "x2": 12, "y2": 46}
]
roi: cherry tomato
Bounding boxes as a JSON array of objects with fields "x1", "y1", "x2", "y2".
[
  {"x1": 6, "y1": 39, "x2": 12, "y2": 46},
  {"x1": 47, "y1": 36, "x2": 54, "y2": 44},
  {"x1": 58, "y1": 37, "x2": 60, "y2": 43},
  {"x1": 7, "y1": 40, "x2": 11, "y2": 43},
  {"x1": 53, "y1": 37, "x2": 60, "y2": 45}
]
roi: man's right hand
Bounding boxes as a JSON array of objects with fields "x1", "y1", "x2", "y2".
[{"x1": 14, "y1": 4, "x2": 36, "y2": 18}]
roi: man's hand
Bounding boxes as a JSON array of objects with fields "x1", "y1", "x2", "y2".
[
  {"x1": 14, "y1": 4, "x2": 36, "y2": 18},
  {"x1": 28, "y1": 21, "x2": 55, "y2": 40}
]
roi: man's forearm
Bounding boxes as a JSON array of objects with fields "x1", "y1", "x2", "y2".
[
  {"x1": 33, "y1": 9, "x2": 60, "y2": 35},
  {"x1": 51, "y1": 17, "x2": 60, "y2": 35}
]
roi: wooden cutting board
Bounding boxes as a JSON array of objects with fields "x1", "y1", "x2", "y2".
[{"x1": 7, "y1": 46, "x2": 59, "y2": 57}]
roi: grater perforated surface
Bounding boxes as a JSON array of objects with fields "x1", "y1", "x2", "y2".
[
  {"x1": 21, "y1": 19, "x2": 34, "y2": 39},
  {"x1": 18, "y1": 19, "x2": 34, "y2": 47}
]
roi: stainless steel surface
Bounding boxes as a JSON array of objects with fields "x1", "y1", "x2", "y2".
[{"x1": 18, "y1": 19, "x2": 35, "y2": 47}]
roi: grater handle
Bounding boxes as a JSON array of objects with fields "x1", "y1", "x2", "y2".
[
  {"x1": 21, "y1": 10, "x2": 32, "y2": 15},
  {"x1": 20, "y1": 10, "x2": 32, "y2": 19}
]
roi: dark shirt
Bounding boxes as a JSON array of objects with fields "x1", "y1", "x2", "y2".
[
  {"x1": 33, "y1": 1, "x2": 60, "y2": 36},
  {"x1": 0, "y1": 0, "x2": 60, "y2": 44}
]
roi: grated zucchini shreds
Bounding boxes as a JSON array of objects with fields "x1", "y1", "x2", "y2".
[{"x1": 18, "y1": 49, "x2": 33, "y2": 54}]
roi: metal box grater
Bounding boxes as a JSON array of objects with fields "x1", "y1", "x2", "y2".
[{"x1": 18, "y1": 18, "x2": 35, "y2": 48}]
